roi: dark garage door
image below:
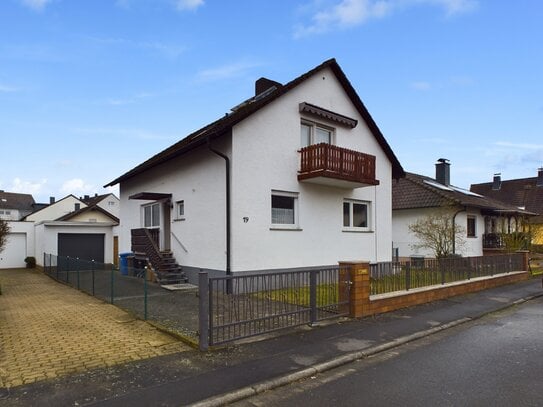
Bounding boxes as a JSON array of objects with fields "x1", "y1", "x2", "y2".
[{"x1": 58, "y1": 233, "x2": 105, "y2": 263}]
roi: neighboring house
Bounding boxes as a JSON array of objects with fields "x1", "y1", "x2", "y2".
[
  {"x1": 81, "y1": 193, "x2": 120, "y2": 218},
  {"x1": 0, "y1": 190, "x2": 37, "y2": 220},
  {"x1": 105, "y1": 58, "x2": 405, "y2": 282},
  {"x1": 25, "y1": 194, "x2": 86, "y2": 222},
  {"x1": 1, "y1": 193, "x2": 119, "y2": 269},
  {"x1": 471, "y1": 169, "x2": 543, "y2": 246},
  {"x1": 392, "y1": 159, "x2": 532, "y2": 259}
]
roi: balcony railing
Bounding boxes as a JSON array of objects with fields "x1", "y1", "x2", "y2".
[
  {"x1": 483, "y1": 232, "x2": 530, "y2": 250},
  {"x1": 298, "y1": 143, "x2": 378, "y2": 188}
]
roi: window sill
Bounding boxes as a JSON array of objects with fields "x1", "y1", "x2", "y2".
[
  {"x1": 270, "y1": 226, "x2": 303, "y2": 231},
  {"x1": 173, "y1": 218, "x2": 186, "y2": 222},
  {"x1": 342, "y1": 228, "x2": 373, "y2": 233}
]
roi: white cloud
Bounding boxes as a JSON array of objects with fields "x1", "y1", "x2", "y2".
[
  {"x1": 9, "y1": 177, "x2": 48, "y2": 195},
  {"x1": 20, "y1": 0, "x2": 52, "y2": 11},
  {"x1": 424, "y1": 0, "x2": 478, "y2": 16},
  {"x1": 71, "y1": 126, "x2": 176, "y2": 141},
  {"x1": 60, "y1": 179, "x2": 95, "y2": 196},
  {"x1": 494, "y1": 141, "x2": 543, "y2": 150},
  {"x1": 88, "y1": 37, "x2": 185, "y2": 59},
  {"x1": 410, "y1": 81, "x2": 431, "y2": 91},
  {"x1": 0, "y1": 84, "x2": 20, "y2": 93},
  {"x1": 295, "y1": 0, "x2": 478, "y2": 37},
  {"x1": 196, "y1": 60, "x2": 261, "y2": 82},
  {"x1": 174, "y1": 0, "x2": 204, "y2": 11}
]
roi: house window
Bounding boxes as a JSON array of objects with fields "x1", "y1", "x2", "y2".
[
  {"x1": 467, "y1": 216, "x2": 476, "y2": 237},
  {"x1": 271, "y1": 191, "x2": 299, "y2": 228},
  {"x1": 143, "y1": 203, "x2": 160, "y2": 228},
  {"x1": 108, "y1": 201, "x2": 115, "y2": 206},
  {"x1": 177, "y1": 200, "x2": 185, "y2": 218},
  {"x1": 343, "y1": 200, "x2": 370, "y2": 231},
  {"x1": 301, "y1": 121, "x2": 333, "y2": 147}
]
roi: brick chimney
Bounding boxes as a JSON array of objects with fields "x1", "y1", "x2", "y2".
[
  {"x1": 537, "y1": 168, "x2": 543, "y2": 187},
  {"x1": 435, "y1": 158, "x2": 450, "y2": 186},
  {"x1": 255, "y1": 77, "x2": 281, "y2": 96},
  {"x1": 49, "y1": 196, "x2": 55, "y2": 204},
  {"x1": 492, "y1": 173, "x2": 501, "y2": 190}
]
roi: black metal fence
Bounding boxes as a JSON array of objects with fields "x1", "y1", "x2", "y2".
[
  {"x1": 370, "y1": 253, "x2": 524, "y2": 295},
  {"x1": 42, "y1": 253, "x2": 200, "y2": 338},
  {"x1": 199, "y1": 266, "x2": 352, "y2": 349}
]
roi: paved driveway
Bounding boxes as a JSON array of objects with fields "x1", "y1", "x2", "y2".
[{"x1": 0, "y1": 268, "x2": 189, "y2": 388}]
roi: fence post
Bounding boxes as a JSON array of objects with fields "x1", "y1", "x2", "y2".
[
  {"x1": 91, "y1": 260, "x2": 95, "y2": 296},
  {"x1": 309, "y1": 270, "x2": 317, "y2": 325},
  {"x1": 516, "y1": 251, "x2": 529, "y2": 272},
  {"x1": 440, "y1": 260, "x2": 445, "y2": 285},
  {"x1": 66, "y1": 257, "x2": 70, "y2": 284},
  {"x1": 76, "y1": 257, "x2": 80, "y2": 290},
  {"x1": 56, "y1": 255, "x2": 59, "y2": 280},
  {"x1": 144, "y1": 266, "x2": 148, "y2": 320},
  {"x1": 43, "y1": 252, "x2": 46, "y2": 274},
  {"x1": 110, "y1": 265, "x2": 115, "y2": 304},
  {"x1": 199, "y1": 271, "x2": 209, "y2": 351},
  {"x1": 338, "y1": 261, "x2": 370, "y2": 318},
  {"x1": 405, "y1": 262, "x2": 411, "y2": 291}
]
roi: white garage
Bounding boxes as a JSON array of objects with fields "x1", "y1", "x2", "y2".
[{"x1": 0, "y1": 233, "x2": 27, "y2": 269}]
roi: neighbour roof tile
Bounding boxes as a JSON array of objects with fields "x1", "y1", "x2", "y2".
[
  {"x1": 0, "y1": 191, "x2": 35, "y2": 212},
  {"x1": 393, "y1": 172, "x2": 533, "y2": 215},
  {"x1": 471, "y1": 176, "x2": 543, "y2": 216}
]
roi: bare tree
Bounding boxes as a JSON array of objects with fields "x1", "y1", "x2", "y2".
[
  {"x1": 0, "y1": 219, "x2": 10, "y2": 254},
  {"x1": 409, "y1": 209, "x2": 466, "y2": 258}
]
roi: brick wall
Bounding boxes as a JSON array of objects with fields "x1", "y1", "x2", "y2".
[{"x1": 341, "y1": 260, "x2": 530, "y2": 318}]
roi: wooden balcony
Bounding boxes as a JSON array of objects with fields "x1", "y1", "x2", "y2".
[{"x1": 298, "y1": 143, "x2": 379, "y2": 188}]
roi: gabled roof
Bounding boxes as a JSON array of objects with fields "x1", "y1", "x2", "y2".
[
  {"x1": 0, "y1": 191, "x2": 35, "y2": 211},
  {"x1": 393, "y1": 172, "x2": 533, "y2": 215},
  {"x1": 22, "y1": 194, "x2": 84, "y2": 220},
  {"x1": 105, "y1": 58, "x2": 404, "y2": 187},
  {"x1": 81, "y1": 193, "x2": 117, "y2": 206},
  {"x1": 471, "y1": 176, "x2": 543, "y2": 216},
  {"x1": 56, "y1": 204, "x2": 119, "y2": 223}
]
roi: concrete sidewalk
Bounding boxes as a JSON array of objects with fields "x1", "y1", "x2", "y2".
[
  {"x1": 0, "y1": 268, "x2": 190, "y2": 389},
  {"x1": 1, "y1": 271, "x2": 541, "y2": 406}
]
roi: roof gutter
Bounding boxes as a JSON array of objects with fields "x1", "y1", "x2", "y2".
[{"x1": 206, "y1": 137, "x2": 232, "y2": 290}]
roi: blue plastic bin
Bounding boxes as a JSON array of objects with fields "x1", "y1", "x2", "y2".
[{"x1": 119, "y1": 252, "x2": 133, "y2": 275}]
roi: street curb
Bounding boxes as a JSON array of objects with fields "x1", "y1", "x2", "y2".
[{"x1": 188, "y1": 293, "x2": 543, "y2": 407}]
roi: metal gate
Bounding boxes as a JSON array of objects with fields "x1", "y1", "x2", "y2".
[{"x1": 199, "y1": 266, "x2": 352, "y2": 349}]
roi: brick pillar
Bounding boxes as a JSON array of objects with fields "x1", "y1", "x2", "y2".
[
  {"x1": 516, "y1": 250, "x2": 530, "y2": 271},
  {"x1": 339, "y1": 261, "x2": 370, "y2": 318}
]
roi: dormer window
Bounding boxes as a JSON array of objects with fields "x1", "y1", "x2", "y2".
[{"x1": 301, "y1": 121, "x2": 333, "y2": 148}]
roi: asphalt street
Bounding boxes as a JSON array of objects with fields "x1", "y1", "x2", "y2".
[{"x1": 235, "y1": 296, "x2": 543, "y2": 407}]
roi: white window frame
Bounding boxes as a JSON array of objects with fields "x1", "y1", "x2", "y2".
[
  {"x1": 467, "y1": 215, "x2": 477, "y2": 238},
  {"x1": 142, "y1": 202, "x2": 160, "y2": 228},
  {"x1": 342, "y1": 199, "x2": 371, "y2": 232},
  {"x1": 175, "y1": 200, "x2": 185, "y2": 221},
  {"x1": 301, "y1": 120, "x2": 335, "y2": 148},
  {"x1": 271, "y1": 190, "x2": 300, "y2": 230}
]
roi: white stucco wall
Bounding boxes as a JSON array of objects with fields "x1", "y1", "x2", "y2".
[
  {"x1": 0, "y1": 209, "x2": 21, "y2": 221},
  {"x1": 117, "y1": 66, "x2": 397, "y2": 273},
  {"x1": 0, "y1": 221, "x2": 35, "y2": 269},
  {"x1": 119, "y1": 140, "x2": 230, "y2": 271},
  {"x1": 392, "y1": 207, "x2": 484, "y2": 259},
  {"x1": 68, "y1": 209, "x2": 115, "y2": 223},
  {"x1": 26, "y1": 195, "x2": 86, "y2": 222},
  {"x1": 230, "y1": 66, "x2": 393, "y2": 271},
  {"x1": 95, "y1": 194, "x2": 120, "y2": 218}
]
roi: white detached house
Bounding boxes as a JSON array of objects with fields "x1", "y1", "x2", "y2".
[{"x1": 106, "y1": 59, "x2": 404, "y2": 282}]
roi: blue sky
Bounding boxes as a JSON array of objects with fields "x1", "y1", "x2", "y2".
[{"x1": 1, "y1": 0, "x2": 542, "y2": 203}]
